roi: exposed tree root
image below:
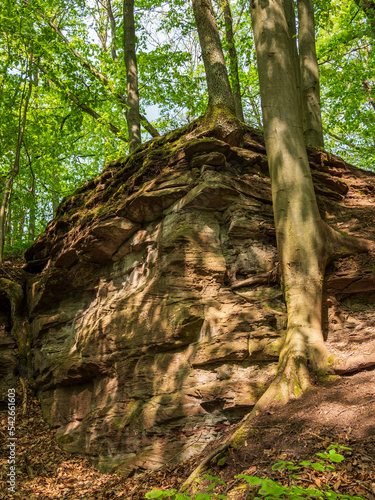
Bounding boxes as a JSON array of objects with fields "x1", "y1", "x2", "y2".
[
  {"x1": 326, "y1": 224, "x2": 375, "y2": 260},
  {"x1": 20, "y1": 377, "x2": 28, "y2": 416},
  {"x1": 333, "y1": 353, "x2": 375, "y2": 375}
]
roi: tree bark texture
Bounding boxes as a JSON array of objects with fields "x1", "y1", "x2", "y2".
[
  {"x1": 297, "y1": 0, "x2": 324, "y2": 148},
  {"x1": 192, "y1": 0, "x2": 236, "y2": 115},
  {"x1": 250, "y1": 0, "x2": 331, "y2": 394},
  {"x1": 123, "y1": 0, "x2": 141, "y2": 152},
  {"x1": 363, "y1": 79, "x2": 375, "y2": 111},
  {"x1": 220, "y1": 0, "x2": 245, "y2": 121}
]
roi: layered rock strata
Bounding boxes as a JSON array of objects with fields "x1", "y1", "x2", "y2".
[{"x1": 21, "y1": 125, "x2": 375, "y2": 474}]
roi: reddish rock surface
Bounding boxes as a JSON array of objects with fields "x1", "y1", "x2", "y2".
[{"x1": 2, "y1": 123, "x2": 374, "y2": 476}]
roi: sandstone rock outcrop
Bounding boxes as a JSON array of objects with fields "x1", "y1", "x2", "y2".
[{"x1": 6, "y1": 123, "x2": 375, "y2": 474}]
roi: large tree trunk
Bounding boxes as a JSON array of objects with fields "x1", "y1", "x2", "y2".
[
  {"x1": 250, "y1": 0, "x2": 331, "y2": 397},
  {"x1": 192, "y1": 0, "x2": 235, "y2": 115},
  {"x1": 248, "y1": 0, "x2": 374, "y2": 404},
  {"x1": 297, "y1": 0, "x2": 324, "y2": 148},
  {"x1": 220, "y1": 0, "x2": 245, "y2": 121},
  {"x1": 192, "y1": 0, "x2": 242, "y2": 145},
  {"x1": 123, "y1": 0, "x2": 141, "y2": 152}
]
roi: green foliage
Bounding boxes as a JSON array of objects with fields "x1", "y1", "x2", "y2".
[
  {"x1": 145, "y1": 446, "x2": 365, "y2": 500},
  {"x1": 316, "y1": 0, "x2": 375, "y2": 170}
]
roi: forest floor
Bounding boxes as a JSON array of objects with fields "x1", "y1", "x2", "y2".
[{"x1": 0, "y1": 368, "x2": 374, "y2": 500}]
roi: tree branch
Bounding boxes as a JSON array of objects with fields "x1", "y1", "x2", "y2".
[
  {"x1": 323, "y1": 127, "x2": 373, "y2": 154},
  {"x1": 34, "y1": 60, "x2": 128, "y2": 141}
]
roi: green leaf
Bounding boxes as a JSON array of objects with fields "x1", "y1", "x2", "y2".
[
  {"x1": 328, "y1": 450, "x2": 345, "y2": 463},
  {"x1": 271, "y1": 461, "x2": 286, "y2": 470},
  {"x1": 287, "y1": 465, "x2": 300, "y2": 471},
  {"x1": 305, "y1": 487, "x2": 324, "y2": 497},
  {"x1": 322, "y1": 491, "x2": 339, "y2": 499},
  {"x1": 235, "y1": 475, "x2": 263, "y2": 485},
  {"x1": 300, "y1": 460, "x2": 312, "y2": 467},
  {"x1": 311, "y1": 462, "x2": 326, "y2": 472},
  {"x1": 145, "y1": 489, "x2": 177, "y2": 499},
  {"x1": 201, "y1": 475, "x2": 223, "y2": 483},
  {"x1": 259, "y1": 479, "x2": 286, "y2": 497}
]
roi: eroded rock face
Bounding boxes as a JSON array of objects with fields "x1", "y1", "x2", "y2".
[
  {"x1": 23, "y1": 125, "x2": 375, "y2": 474},
  {"x1": 0, "y1": 303, "x2": 18, "y2": 392}
]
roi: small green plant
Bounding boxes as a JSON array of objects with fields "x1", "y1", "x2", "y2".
[
  {"x1": 272, "y1": 444, "x2": 350, "y2": 476},
  {"x1": 145, "y1": 475, "x2": 226, "y2": 500},
  {"x1": 145, "y1": 445, "x2": 364, "y2": 500}
]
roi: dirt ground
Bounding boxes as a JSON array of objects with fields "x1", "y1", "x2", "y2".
[{"x1": 0, "y1": 367, "x2": 374, "y2": 500}]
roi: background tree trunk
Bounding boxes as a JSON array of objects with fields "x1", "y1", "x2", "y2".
[
  {"x1": 220, "y1": 0, "x2": 245, "y2": 121},
  {"x1": 123, "y1": 0, "x2": 141, "y2": 153},
  {"x1": 192, "y1": 0, "x2": 236, "y2": 115},
  {"x1": 107, "y1": 0, "x2": 119, "y2": 62},
  {"x1": 297, "y1": 0, "x2": 324, "y2": 148},
  {"x1": 0, "y1": 73, "x2": 32, "y2": 262},
  {"x1": 283, "y1": 0, "x2": 302, "y2": 113}
]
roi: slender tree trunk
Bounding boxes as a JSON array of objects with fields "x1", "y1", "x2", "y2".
[
  {"x1": 107, "y1": 0, "x2": 119, "y2": 62},
  {"x1": 0, "y1": 178, "x2": 13, "y2": 260},
  {"x1": 220, "y1": 0, "x2": 245, "y2": 121},
  {"x1": 52, "y1": 169, "x2": 60, "y2": 214},
  {"x1": 29, "y1": 181, "x2": 36, "y2": 242},
  {"x1": 18, "y1": 213, "x2": 26, "y2": 244},
  {"x1": 250, "y1": 0, "x2": 331, "y2": 397},
  {"x1": 0, "y1": 73, "x2": 32, "y2": 262},
  {"x1": 283, "y1": 0, "x2": 302, "y2": 113},
  {"x1": 5, "y1": 186, "x2": 12, "y2": 249},
  {"x1": 123, "y1": 0, "x2": 141, "y2": 153},
  {"x1": 192, "y1": 0, "x2": 235, "y2": 115},
  {"x1": 363, "y1": 79, "x2": 375, "y2": 111},
  {"x1": 297, "y1": 0, "x2": 324, "y2": 148}
]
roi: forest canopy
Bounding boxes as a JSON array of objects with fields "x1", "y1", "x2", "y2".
[{"x1": 0, "y1": 0, "x2": 374, "y2": 257}]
